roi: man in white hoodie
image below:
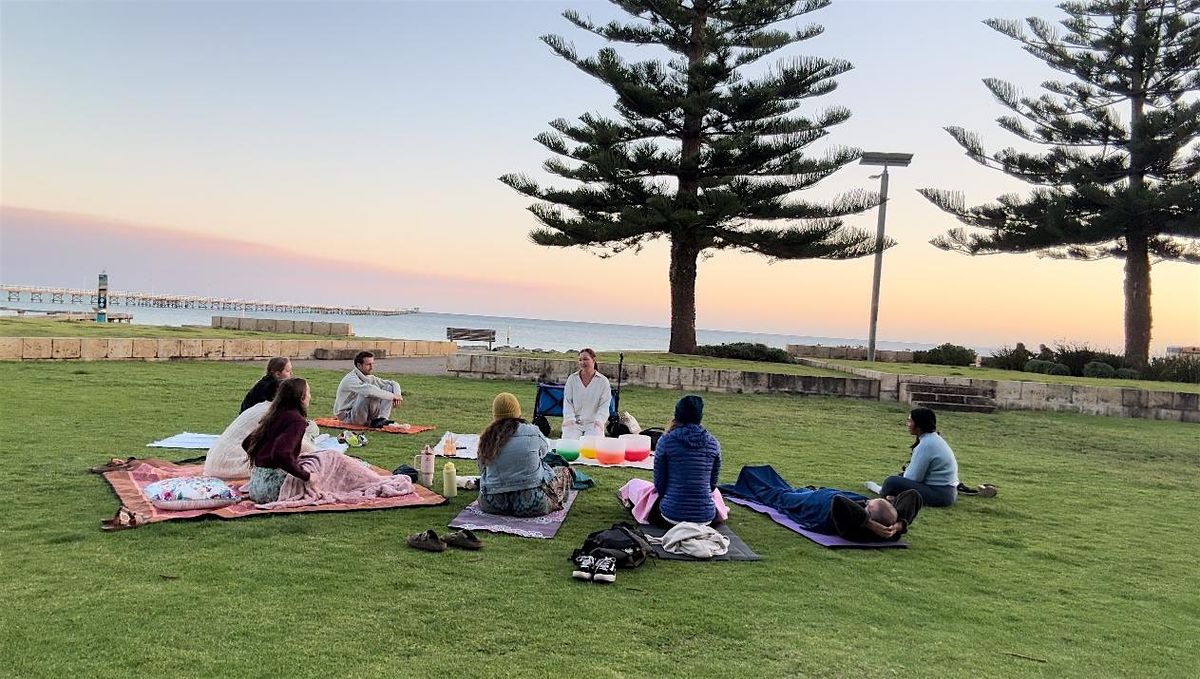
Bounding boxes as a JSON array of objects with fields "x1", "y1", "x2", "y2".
[{"x1": 333, "y1": 351, "x2": 403, "y2": 427}]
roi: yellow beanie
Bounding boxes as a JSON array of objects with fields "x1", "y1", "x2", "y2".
[{"x1": 492, "y1": 392, "x2": 521, "y2": 420}]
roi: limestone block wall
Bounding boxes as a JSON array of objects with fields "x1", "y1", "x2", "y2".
[
  {"x1": 0, "y1": 337, "x2": 456, "y2": 362},
  {"x1": 445, "y1": 355, "x2": 880, "y2": 399},
  {"x1": 795, "y1": 357, "x2": 1199, "y2": 423},
  {"x1": 788, "y1": 344, "x2": 915, "y2": 363},
  {"x1": 210, "y1": 316, "x2": 353, "y2": 336}
]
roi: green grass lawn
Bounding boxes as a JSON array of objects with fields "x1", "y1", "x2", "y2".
[
  {"x1": 821, "y1": 358, "x2": 1200, "y2": 395},
  {"x1": 0, "y1": 317, "x2": 392, "y2": 340},
  {"x1": 1, "y1": 361, "x2": 1197, "y2": 677}
]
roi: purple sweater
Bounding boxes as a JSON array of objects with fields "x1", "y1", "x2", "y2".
[{"x1": 653, "y1": 424, "x2": 721, "y2": 523}]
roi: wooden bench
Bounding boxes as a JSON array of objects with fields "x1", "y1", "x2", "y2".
[{"x1": 446, "y1": 327, "x2": 496, "y2": 350}]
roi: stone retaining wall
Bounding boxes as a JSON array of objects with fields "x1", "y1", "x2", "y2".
[
  {"x1": 795, "y1": 357, "x2": 1199, "y2": 423},
  {"x1": 210, "y1": 316, "x2": 352, "y2": 335},
  {"x1": 0, "y1": 337, "x2": 455, "y2": 361},
  {"x1": 787, "y1": 344, "x2": 914, "y2": 363},
  {"x1": 447, "y1": 354, "x2": 879, "y2": 398}
]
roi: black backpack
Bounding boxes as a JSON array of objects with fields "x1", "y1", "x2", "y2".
[{"x1": 571, "y1": 522, "x2": 655, "y2": 569}]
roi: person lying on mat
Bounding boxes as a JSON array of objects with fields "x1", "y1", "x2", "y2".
[
  {"x1": 333, "y1": 351, "x2": 403, "y2": 428},
  {"x1": 562, "y1": 348, "x2": 611, "y2": 439},
  {"x1": 242, "y1": 377, "x2": 319, "y2": 503},
  {"x1": 864, "y1": 407, "x2": 959, "y2": 507},
  {"x1": 477, "y1": 392, "x2": 574, "y2": 518},
  {"x1": 624, "y1": 394, "x2": 726, "y2": 528},
  {"x1": 239, "y1": 356, "x2": 291, "y2": 413},
  {"x1": 720, "y1": 465, "x2": 921, "y2": 542}
]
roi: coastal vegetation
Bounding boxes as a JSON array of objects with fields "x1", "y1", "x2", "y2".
[{"x1": 1, "y1": 360, "x2": 1196, "y2": 676}]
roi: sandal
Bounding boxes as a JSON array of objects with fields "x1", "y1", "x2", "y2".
[
  {"x1": 444, "y1": 529, "x2": 483, "y2": 551},
  {"x1": 406, "y1": 529, "x2": 447, "y2": 552},
  {"x1": 977, "y1": 484, "x2": 998, "y2": 498},
  {"x1": 89, "y1": 457, "x2": 137, "y2": 474},
  {"x1": 100, "y1": 506, "x2": 142, "y2": 532}
]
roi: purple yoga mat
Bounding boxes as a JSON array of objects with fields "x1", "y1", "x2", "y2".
[
  {"x1": 726, "y1": 497, "x2": 908, "y2": 549},
  {"x1": 447, "y1": 491, "x2": 577, "y2": 539}
]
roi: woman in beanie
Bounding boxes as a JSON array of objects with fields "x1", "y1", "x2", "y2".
[
  {"x1": 477, "y1": 392, "x2": 574, "y2": 517},
  {"x1": 619, "y1": 394, "x2": 728, "y2": 526}
]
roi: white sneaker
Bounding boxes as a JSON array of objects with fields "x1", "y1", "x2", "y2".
[{"x1": 863, "y1": 481, "x2": 883, "y2": 495}]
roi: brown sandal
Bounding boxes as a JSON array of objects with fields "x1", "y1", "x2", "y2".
[
  {"x1": 100, "y1": 506, "x2": 142, "y2": 532},
  {"x1": 89, "y1": 457, "x2": 137, "y2": 474},
  {"x1": 406, "y1": 529, "x2": 448, "y2": 552},
  {"x1": 444, "y1": 529, "x2": 483, "y2": 551}
]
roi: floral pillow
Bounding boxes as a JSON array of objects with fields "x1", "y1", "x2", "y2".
[{"x1": 143, "y1": 476, "x2": 241, "y2": 511}]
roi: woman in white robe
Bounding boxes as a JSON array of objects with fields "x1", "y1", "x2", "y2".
[{"x1": 561, "y1": 348, "x2": 611, "y2": 439}]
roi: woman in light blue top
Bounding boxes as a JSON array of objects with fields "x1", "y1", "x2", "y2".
[{"x1": 879, "y1": 407, "x2": 959, "y2": 507}]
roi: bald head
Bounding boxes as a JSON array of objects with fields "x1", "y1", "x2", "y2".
[{"x1": 866, "y1": 498, "x2": 898, "y2": 525}]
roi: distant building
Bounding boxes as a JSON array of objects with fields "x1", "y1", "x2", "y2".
[{"x1": 1165, "y1": 346, "x2": 1199, "y2": 356}]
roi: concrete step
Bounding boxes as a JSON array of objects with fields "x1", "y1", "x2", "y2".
[
  {"x1": 911, "y1": 400, "x2": 997, "y2": 414},
  {"x1": 908, "y1": 383, "x2": 996, "y2": 398},
  {"x1": 908, "y1": 391, "x2": 996, "y2": 407}
]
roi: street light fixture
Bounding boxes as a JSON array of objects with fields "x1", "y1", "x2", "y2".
[{"x1": 859, "y1": 151, "x2": 913, "y2": 362}]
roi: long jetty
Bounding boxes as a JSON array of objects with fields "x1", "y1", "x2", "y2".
[{"x1": 0, "y1": 284, "x2": 417, "y2": 316}]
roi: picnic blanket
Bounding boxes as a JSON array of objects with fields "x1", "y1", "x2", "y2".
[
  {"x1": 100, "y1": 458, "x2": 445, "y2": 529},
  {"x1": 148, "y1": 432, "x2": 349, "y2": 454},
  {"x1": 147, "y1": 433, "x2": 219, "y2": 449},
  {"x1": 727, "y1": 497, "x2": 907, "y2": 549},
  {"x1": 447, "y1": 491, "x2": 578, "y2": 539},
  {"x1": 435, "y1": 432, "x2": 654, "y2": 470},
  {"x1": 640, "y1": 522, "x2": 761, "y2": 561},
  {"x1": 314, "y1": 419, "x2": 436, "y2": 436}
]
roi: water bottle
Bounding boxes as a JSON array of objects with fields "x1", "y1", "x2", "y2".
[
  {"x1": 442, "y1": 461, "x2": 457, "y2": 498},
  {"x1": 417, "y1": 445, "x2": 435, "y2": 487}
]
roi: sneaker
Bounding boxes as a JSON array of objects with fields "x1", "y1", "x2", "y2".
[
  {"x1": 572, "y1": 554, "x2": 596, "y2": 581},
  {"x1": 369, "y1": 417, "x2": 394, "y2": 429},
  {"x1": 592, "y1": 555, "x2": 617, "y2": 583},
  {"x1": 863, "y1": 481, "x2": 883, "y2": 495}
]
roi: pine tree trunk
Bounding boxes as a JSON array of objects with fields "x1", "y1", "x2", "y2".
[
  {"x1": 1124, "y1": 0, "x2": 1152, "y2": 369},
  {"x1": 669, "y1": 237, "x2": 700, "y2": 354},
  {"x1": 1124, "y1": 233, "x2": 1152, "y2": 369},
  {"x1": 667, "y1": 1, "x2": 709, "y2": 356}
]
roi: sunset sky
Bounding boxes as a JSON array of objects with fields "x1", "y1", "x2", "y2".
[{"x1": 1, "y1": 0, "x2": 1196, "y2": 352}]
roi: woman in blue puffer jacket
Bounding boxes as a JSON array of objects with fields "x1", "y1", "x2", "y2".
[{"x1": 651, "y1": 394, "x2": 724, "y2": 525}]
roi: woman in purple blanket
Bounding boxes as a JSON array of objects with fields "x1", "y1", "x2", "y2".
[{"x1": 620, "y1": 394, "x2": 729, "y2": 527}]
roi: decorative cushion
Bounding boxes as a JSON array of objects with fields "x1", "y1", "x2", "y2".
[{"x1": 143, "y1": 476, "x2": 241, "y2": 511}]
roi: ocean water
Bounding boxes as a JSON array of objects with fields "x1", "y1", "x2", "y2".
[{"x1": 2, "y1": 300, "x2": 942, "y2": 353}]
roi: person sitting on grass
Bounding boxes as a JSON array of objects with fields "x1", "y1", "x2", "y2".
[
  {"x1": 242, "y1": 377, "x2": 319, "y2": 503},
  {"x1": 562, "y1": 348, "x2": 611, "y2": 439},
  {"x1": 720, "y1": 465, "x2": 921, "y2": 542},
  {"x1": 333, "y1": 351, "x2": 403, "y2": 428},
  {"x1": 477, "y1": 392, "x2": 573, "y2": 518},
  {"x1": 865, "y1": 407, "x2": 959, "y2": 507},
  {"x1": 239, "y1": 356, "x2": 291, "y2": 413},
  {"x1": 619, "y1": 394, "x2": 728, "y2": 527}
]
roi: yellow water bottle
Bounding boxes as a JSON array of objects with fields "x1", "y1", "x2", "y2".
[{"x1": 442, "y1": 461, "x2": 458, "y2": 498}]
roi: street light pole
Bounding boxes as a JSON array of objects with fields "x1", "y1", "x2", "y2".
[
  {"x1": 859, "y1": 152, "x2": 913, "y2": 363},
  {"x1": 867, "y1": 167, "x2": 890, "y2": 362}
]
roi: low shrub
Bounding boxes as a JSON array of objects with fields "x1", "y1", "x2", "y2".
[
  {"x1": 694, "y1": 342, "x2": 792, "y2": 364},
  {"x1": 1083, "y1": 361, "x2": 1116, "y2": 378},
  {"x1": 1025, "y1": 359, "x2": 1071, "y2": 375},
  {"x1": 1143, "y1": 355, "x2": 1200, "y2": 384},
  {"x1": 984, "y1": 343, "x2": 1033, "y2": 371},
  {"x1": 913, "y1": 343, "x2": 977, "y2": 367},
  {"x1": 1115, "y1": 368, "x2": 1141, "y2": 379}
]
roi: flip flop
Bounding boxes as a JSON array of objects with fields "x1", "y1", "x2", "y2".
[{"x1": 444, "y1": 529, "x2": 483, "y2": 551}]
